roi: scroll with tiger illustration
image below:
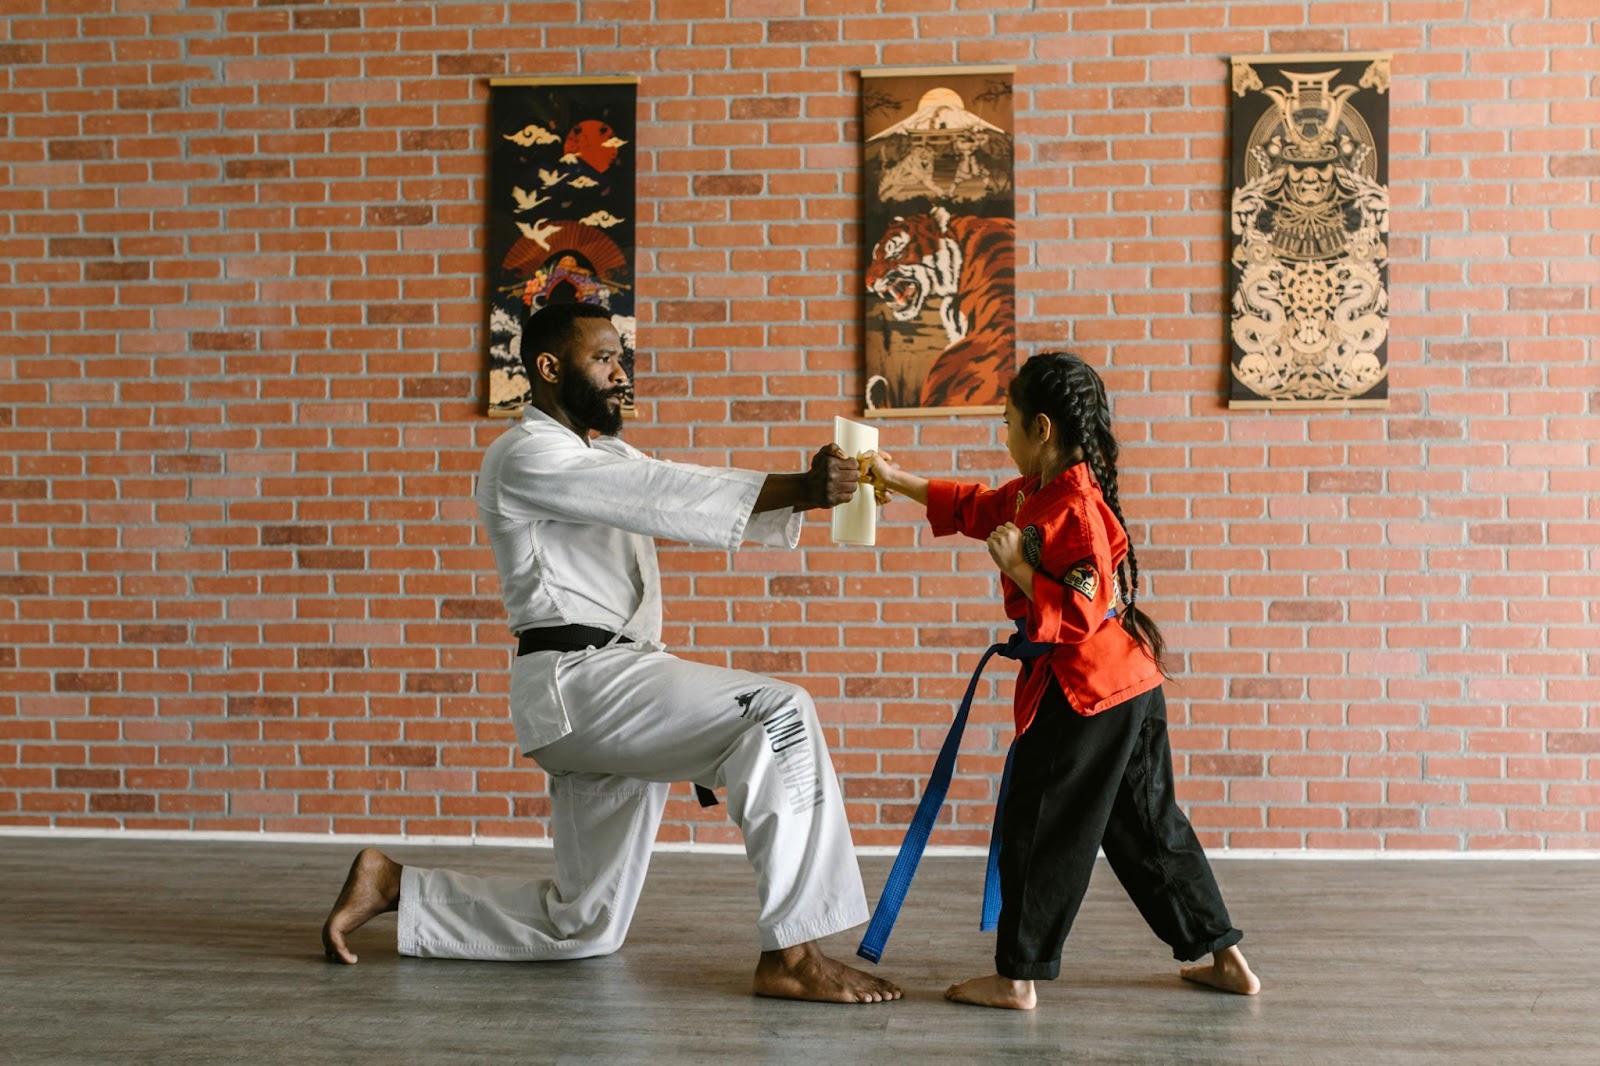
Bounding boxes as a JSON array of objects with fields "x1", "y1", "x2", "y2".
[
  {"x1": 860, "y1": 66, "x2": 1016, "y2": 417},
  {"x1": 486, "y1": 78, "x2": 638, "y2": 417},
  {"x1": 1228, "y1": 54, "x2": 1391, "y2": 409}
]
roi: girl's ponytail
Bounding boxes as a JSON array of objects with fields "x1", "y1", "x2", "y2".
[{"x1": 1011, "y1": 352, "x2": 1168, "y2": 674}]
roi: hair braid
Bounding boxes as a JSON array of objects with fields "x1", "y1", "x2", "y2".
[{"x1": 1011, "y1": 351, "x2": 1168, "y2": 674}]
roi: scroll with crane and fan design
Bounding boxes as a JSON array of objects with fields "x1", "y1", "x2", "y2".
[{"x1": 486, "y1": 78, "x2": 638, "y2": 417}]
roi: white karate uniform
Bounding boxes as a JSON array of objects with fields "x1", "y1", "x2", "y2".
[{"x1": 397, "y1": 407, "x2": 869, "y2": 958}]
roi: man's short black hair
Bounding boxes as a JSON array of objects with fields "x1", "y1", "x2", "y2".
[{"x1": 519, "y1": 302, "x2": 614, "y2": 380}]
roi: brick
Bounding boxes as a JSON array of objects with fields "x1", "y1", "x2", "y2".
[
  {"x1": 402, "y1": 130, "x2": 471, "y2": 152},
  {"x1": 656, "y1": 301, "x2": 727, "y2": 322},
  {"x1": 224, "y1": 159, "x2": 292, "y2": 180},
  {"x1": 89, "y1": 793, "x2": 157, "y2": 814},
  {"x1": 405, "y1": 673, "x2": 473, "y2": 694},
  {"x1": 294, "y1": 108, "x2": 361, "y2": 130},
  {"x1": 367, "y1": 205, "x2": 434, "y2": 227},
  {"x1": 1549, "y1": 733, "x2": 1600, "y2": 754},
  {"x1": 85, "y1": 261, "x2": 152, "y2": 282},
  {"x1": 298, "y1": 647, "x2": 365, "y2": 669},
  {"x1": 694, "y1": 174, "x2": 764, "y2": 197},
  {"x1": 1307, "y1": 471, "x2": 1383, "y2": 494},
  {"x1": 439, "y1": 599, "x2": 504, "y2": 620},
  {"x1": 56, "y1": 769, "x2": 121, "y2": 789},
  {"x1": 368, "y1": 304, "x2": 433, "y2": 324},
  {"x1": 730, "y1": 97, "x2": 801, "y2": 120},
  {"x1": 1189, "y1": 754, "x2": 1265, "y2": 777},
  {"x1": 296, "y1": 550, "x2": 365, "y2": 570},
  {"x1": 262, "y1": 525, "x2": 328, "y2": 546},
  {"x1": 49, "y1": 140, "x2": 114, "y2": 161},
  {"x1": 192, "y1": 331, "x2": 256, "y2": 351},
  {"x1": 155, "y1": 455, "x2": 223, "y2": 475},
  {"x1": 227, "y1": 696, "x2": 296, "y2": 717},
  {"x1": 0, "y1": 480, "x2": 49, "y2": 499},
  {"x1": 1268, "y1": 601, "x2": 1342, "y2": 623},
  {"x1": 768, "y1": 20, "x2": 837, "y2": 42},
  {"x1": 122, "y1": 625, "x2": 187, "y2": 644},
  {"x1": 371, "y1": 745, "x2": 437, "y2": 767},
  {"x1": 402, "y1": 377, "x2": 471, "y2": 398},
  {"x1": 50, "y1": 238, "x2": 118, "y2": 258},
  {"x1": 56, "y1": 673, "x2": 118, "y2": 693},
  {"x1": 1229, "y1": 678, "x2": 1305, "y2": 700},
  {"x1": 1549, "y1": 155, "x2": 1600, "y2": 178},
  {"x1": 294, "y1": 8, "x2": 362, "y2": 30},
  {"x1": 438, "y1": 54, "x2": 504, "y2": 76}
]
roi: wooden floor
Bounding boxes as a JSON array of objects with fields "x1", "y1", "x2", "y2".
[{"x1": 2, "y1": 838, "x2": 1597, "y2": 1064}]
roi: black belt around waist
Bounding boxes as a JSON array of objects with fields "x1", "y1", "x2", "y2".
[
  {"x1": 517, "y1": 624, "x2": 634, "y2": 656},
  {"x1": 516, "y1": 623, "x2": 714, "y2": 808}
]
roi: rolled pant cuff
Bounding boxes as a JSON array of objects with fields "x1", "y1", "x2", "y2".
[
  {"x1": 1173, "y1": 927, "x2": 1243, "y2": 963},
  {"x1": 395, "y1": 865, "x2": 426, "y2": 957},
  {"x1": 761, "y1": 901, "x2": 871, "y2": 952},
  {"x1": 997, "y1": 956, "x2": 1060, "y2": 981}
]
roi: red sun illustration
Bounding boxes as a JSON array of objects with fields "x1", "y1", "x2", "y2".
[{"x1": 564, "y1": 119, "x2": 620, "y2": 174}]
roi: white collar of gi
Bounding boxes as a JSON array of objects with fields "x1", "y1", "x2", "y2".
[{"x1": 520, "y1": 404, "x2": 592, "y2": 447}]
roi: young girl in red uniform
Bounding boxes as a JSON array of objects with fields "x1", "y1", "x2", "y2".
[{"x1": 866, "y1": 352, "x2": 1260, "y2": 1009}]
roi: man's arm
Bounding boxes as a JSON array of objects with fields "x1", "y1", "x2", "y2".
[{"x1": 753, "y1": 444, "x2": 859, "y2": 513}]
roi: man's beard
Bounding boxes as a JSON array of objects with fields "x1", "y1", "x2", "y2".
[{"x1": 560, "y1": 372, "x2": 627, "y2": 436}]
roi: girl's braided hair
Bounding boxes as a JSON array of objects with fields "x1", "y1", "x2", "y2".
[{"x1": 1009, "y1": 352, "x2": 1168, "y2": 673}]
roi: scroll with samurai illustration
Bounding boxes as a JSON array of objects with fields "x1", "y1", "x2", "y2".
[
  {"x1": 486, "y1": 78, "x2": 638, "y2": 417},
  {"x1": 1228, "y1": 54, "x2": 1391, "y2": 409},
  {"x1": 860, "y1": 65, "x2": 1016, "y2": 417}
]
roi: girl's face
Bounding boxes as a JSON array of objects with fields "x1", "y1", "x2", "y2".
[{"x1": 1003, "y1": 396, "x2": 1045, "y2": 478}]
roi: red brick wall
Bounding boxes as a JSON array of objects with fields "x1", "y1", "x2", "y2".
[{"x1": 2, "y1": 1, "x2": 1596, "y2": 850}]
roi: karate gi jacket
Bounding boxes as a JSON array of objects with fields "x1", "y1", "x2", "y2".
[
  {"x1": 926, "y1": 462, "x2": 1163, "y2": 734},
  {"x1": 475, "y1": 407, "x2": 803, "y2": 750}
]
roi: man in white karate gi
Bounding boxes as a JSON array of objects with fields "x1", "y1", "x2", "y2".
[{"x1": 323, "y1": 302, "x2": 902, "y2": 1004}]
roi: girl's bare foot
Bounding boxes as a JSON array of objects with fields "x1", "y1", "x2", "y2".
[
  {"x1": 1180, "y1": 944, "x2": 1260, "y2": 995},
  {"x1": 753, "y1": 942, "x2": 904, "y2": 1004},
  {"x1": 320, "y1": 847, "x2": 402, "y2": 964},
  {"x1": 944, "y1": 972, "x2": 1037, "y2": 1010}
]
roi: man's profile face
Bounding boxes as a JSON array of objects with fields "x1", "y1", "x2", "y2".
[{"x1": 557, "y1": 317, "x2": 629, "y2": 437}]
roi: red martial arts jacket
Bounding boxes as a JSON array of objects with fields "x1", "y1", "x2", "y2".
[{"x1": 926, "y1": 463, "x2": 1164, "y2": 734}]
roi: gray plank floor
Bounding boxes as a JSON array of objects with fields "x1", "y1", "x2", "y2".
[{"x1": 2, "y1": 837, "x2": 1597, "y2": 1065}]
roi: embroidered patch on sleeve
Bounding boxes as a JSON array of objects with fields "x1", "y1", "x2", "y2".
[{"x1": 1065, "y1": 563, "x2": 1099, "y2": 600}]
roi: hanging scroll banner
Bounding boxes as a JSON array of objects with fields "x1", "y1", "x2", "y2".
[
  {"x1": 1228, "y1": 54, "x2": 1392, "y2": 409},
  {"x1": 486, "y1": 77, "x2": 639, "y2": 417},
  {"x1": 861, "y1": 66, "x2": 1016, "y2": 418}
]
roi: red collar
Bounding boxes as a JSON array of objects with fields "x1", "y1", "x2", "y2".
[{"x1": 1016, "y1": 462, "x2": 1095, "y2": 516}]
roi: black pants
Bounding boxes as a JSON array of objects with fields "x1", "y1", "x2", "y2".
[{"x1": 995, "y1": 679, "x2": 1243, "y2": 980}]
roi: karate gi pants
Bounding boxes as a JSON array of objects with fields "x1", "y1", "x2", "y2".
[
  {"x1": 397, "y1": 645, "x2": 869, "y2": 959},
  {"x1": 995, "y1": 679, "x2": 1243, "y2": 980}
]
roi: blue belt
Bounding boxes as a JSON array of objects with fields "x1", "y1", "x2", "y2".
[{"x1": 856, "y1": 618, "x2": 1052, "y2": 963}]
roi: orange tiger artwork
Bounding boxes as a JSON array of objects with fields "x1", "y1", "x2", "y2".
[{"x1": 865, "y1": 206, "x2": 1015, "y2": 409}]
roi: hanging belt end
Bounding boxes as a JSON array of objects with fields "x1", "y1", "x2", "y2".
[{"x1": 855, "y1": 943, "x2": 883, "y2": 964}]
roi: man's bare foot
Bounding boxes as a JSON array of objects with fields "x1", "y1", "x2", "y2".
[
  {"x1": 753, "y1": 941, "x2": 903, "y2": 1004},
  {"x1": 944, "y1": 972, "x2": 1037, "y2": 1010},
  {"x1": 320, "y1": 847, "x2": 402, "y2": 964},
  {"x1": 1180, "y1": 944, "x2": 1260, "y2": 995}
]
